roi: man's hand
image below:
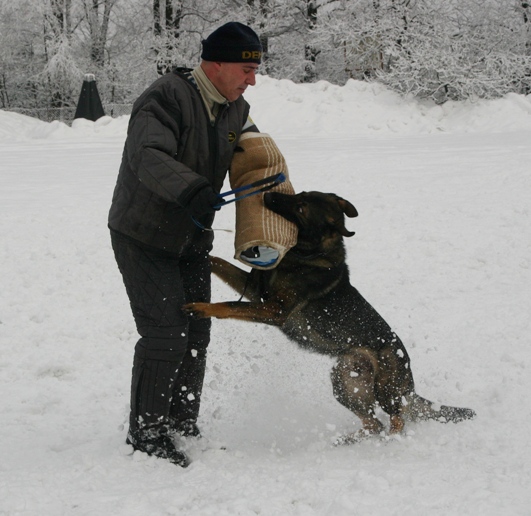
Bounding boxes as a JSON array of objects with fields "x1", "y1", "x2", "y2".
[{"x1": 187, "y1": 186, "x2": 224, "y2": 217}]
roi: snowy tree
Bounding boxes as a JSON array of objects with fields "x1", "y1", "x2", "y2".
[
  {"x1": 41, "y1": 35, "x2": 83, "y2": 108},
  {"x1": 302, "y1": 0, "x2": 319, "y2": 82},
  {"x1": 0, "y1": 0, "x2": 41, "y2": 108},
  {"x1": 234, "y1": 0, "x2": 302, "y2": 77},
  {"x1": 2, "y1": 0, "x2": 531, "y2": 114},
  {"x1": 376, "y1": 0, "x2": 531, "y2": 101},
  {"x1": 40, "y1": 0, "x2": 83, "y2": 107},
  {"x1": 317, "y1": 0, "x2": 531, "y2": 101},
  {"x1": 152, "y1": 0, "x2": 186, "y2": 75},
  {"x1": 83, "y1": 0, "x2": 115, "y2": 68}
]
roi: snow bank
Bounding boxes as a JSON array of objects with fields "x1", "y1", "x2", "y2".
[
  {"x1": 246, "y1": 76, "x2": 531, "y2": 136},
  {"x1": 0, "y1": 111, "x2": 129, "y2": 142},
  {"x1": 2, "y1": 76, "x2": 531, "y2": 142}
]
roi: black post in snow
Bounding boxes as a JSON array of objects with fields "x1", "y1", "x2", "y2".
[{"x1": 74, "y1": 73, "x2": 105, "y2": 122}]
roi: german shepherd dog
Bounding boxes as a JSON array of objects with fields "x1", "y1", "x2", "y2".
[{"x1": 184, "y1": 191, "x2": 475, "y2": 442}]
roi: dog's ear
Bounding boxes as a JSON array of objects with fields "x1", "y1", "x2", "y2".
[
  {"x1": 331, "y1": 196, "x2": 357, "y2": 237},
  {"x1": 328, "y1": 216, "x2": 355, "y2": 237},
  {"x1": 337, "y1": 198, "x2": 358, "y2": 218},
  {"x1": 335, "y1": 223, "x2": 355, "y2": 238}
]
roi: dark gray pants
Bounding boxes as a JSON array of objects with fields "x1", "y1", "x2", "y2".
[{"x1": 110, "y1": 230, "x2": 211, "y2": 436}]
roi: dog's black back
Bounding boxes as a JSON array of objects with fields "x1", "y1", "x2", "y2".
[{"x1": 263, "y1": 192, "x2": 408, "y2": 354}]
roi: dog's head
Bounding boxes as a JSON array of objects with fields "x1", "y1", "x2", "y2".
[{"x1": 264, "y1": 191, "x2": 358, "y2": 244}]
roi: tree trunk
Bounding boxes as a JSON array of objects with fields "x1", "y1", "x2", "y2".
[
  {"x1": 303, "y1": 0, "x2": 319, "y2": 82},
  {"x1": 153, "y1": 0, "x2": 183, "y2": 75},
  {"x1": 522, "y1": 1, "x2": 531, "y2": 93},
  {"x1": 246, "y1": 0, "x2": 270, "y2": 66},
  {"x1": 85, "y1": 0, "x2": 114, "y2": 67}
]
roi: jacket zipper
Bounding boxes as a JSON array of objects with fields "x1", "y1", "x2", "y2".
[{"x1": 208, "y1": 104, "x2": 229, "y2": 189}]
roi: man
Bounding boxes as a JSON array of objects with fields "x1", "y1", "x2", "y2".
[{"x1": 108, "y1": 22, "x2": 262, "y2": 467}]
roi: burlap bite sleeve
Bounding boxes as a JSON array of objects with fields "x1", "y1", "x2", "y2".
[{"x1": 229, "y1": 132, "x2": 297, "y2": 270}]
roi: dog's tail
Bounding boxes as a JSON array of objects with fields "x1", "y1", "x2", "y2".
[{"x1": 402, "y1": 393, "x2": 476, "y2": 424}]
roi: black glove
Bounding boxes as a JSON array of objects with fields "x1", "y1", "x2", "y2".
[{"x1": 187, "y1": 186, "x2": 224, "y2": 218}]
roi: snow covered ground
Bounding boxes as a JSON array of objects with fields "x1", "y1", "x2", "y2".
[{"x1": 1, "y1": 76, "x2": 531, "y2": 515}]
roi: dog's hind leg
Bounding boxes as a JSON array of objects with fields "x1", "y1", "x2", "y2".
[
  {"x1": 401, "y1": 393, "x2": 476, "y2": 424},
  {"x1": 373, "y1": 344, "x2": 415, "y2": 435},
  {"x1": 331, "y1": 350, "x2": 385, "y2": 437}
]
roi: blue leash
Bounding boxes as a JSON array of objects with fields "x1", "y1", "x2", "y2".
[
  {"x1": 214, "y1": 172, "x2": 286, "y2": 207},
  {"x1": 192, "y1": 172, "x2": 286, "y2": 230}
]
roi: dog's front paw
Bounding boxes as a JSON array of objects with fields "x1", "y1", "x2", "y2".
[{"x1": 182, "y1": 302, "x2": 211, "y2": 319}]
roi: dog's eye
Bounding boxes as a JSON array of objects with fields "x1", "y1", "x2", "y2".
[{"x1": 297, "y1": 203, "x2": 306, "y2": 214}]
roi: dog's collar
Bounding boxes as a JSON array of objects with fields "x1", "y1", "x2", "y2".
[
  {"x1": 288, "y1": 242, "x2": 349, "y2": 271},
  {"x1": 289, "y1": 247, "x2": 323, "y2": 261}
]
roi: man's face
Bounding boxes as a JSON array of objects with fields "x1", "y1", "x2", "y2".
[{"x1": 211, "y1": 62, "x2": 259, "y2": 102}]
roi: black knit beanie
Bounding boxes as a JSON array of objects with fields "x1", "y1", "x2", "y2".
[{"x1": 201, "y1": 22, "x2": 262, "y2": 64}]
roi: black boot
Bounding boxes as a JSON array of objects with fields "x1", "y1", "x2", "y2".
[
  {"x1": 128, "y1": 343, "x2": 189, "y2": 467},
  {"x1": 169, "y1": 341, "x2": 208, "y2": 438},
  {"x1": 126, "y1": 426, "x2": 190, "y2": 467}
]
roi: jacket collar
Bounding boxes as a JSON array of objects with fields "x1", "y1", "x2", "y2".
[{"x1": 191, "y1": 65, "x2": 228, "y2": 122}]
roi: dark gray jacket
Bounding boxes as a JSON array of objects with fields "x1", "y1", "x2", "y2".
[{"x1": 108, "y1": 69, "x2": 254, "y2": 254}]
